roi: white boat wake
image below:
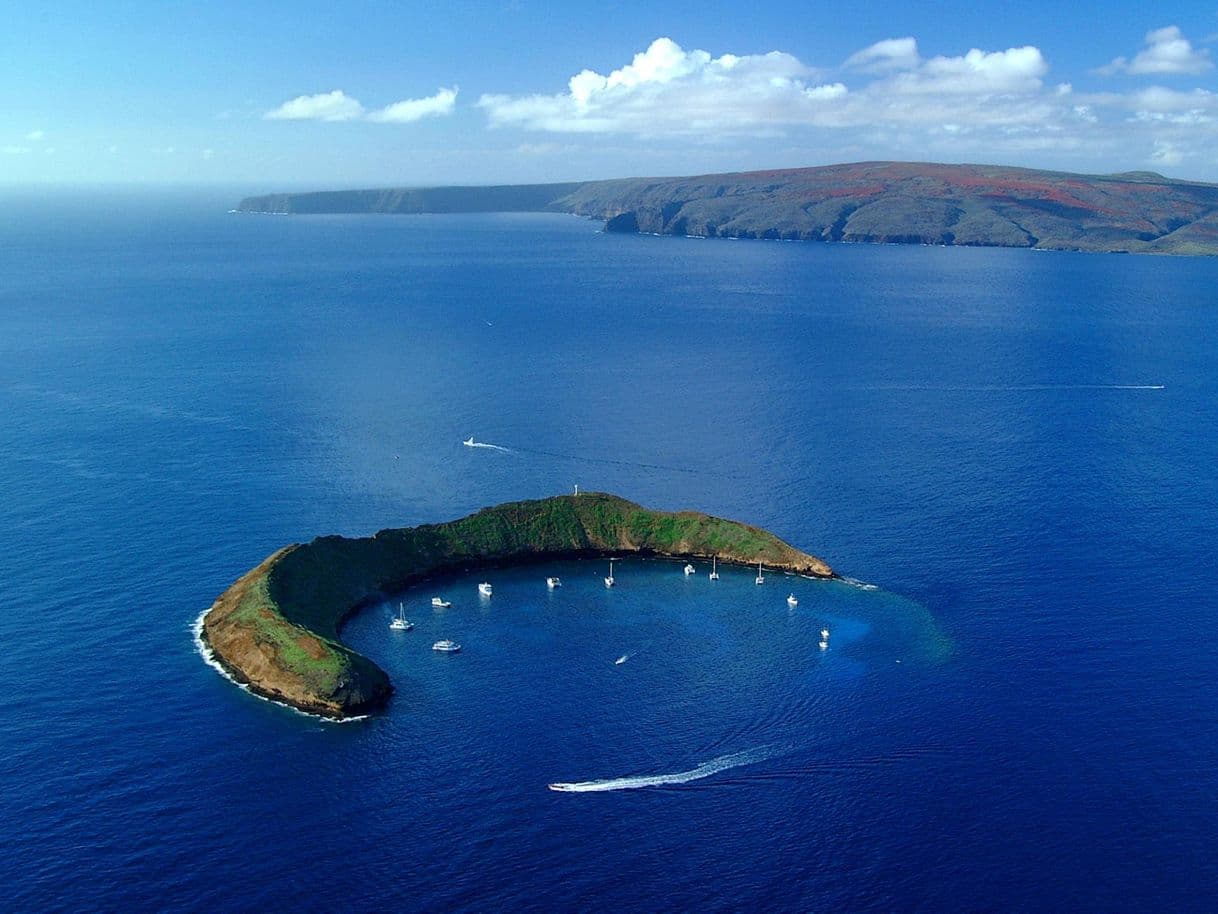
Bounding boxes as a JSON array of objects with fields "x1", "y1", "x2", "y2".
[
  {"x1": 841, "y1": 576, "x2": 879, "y2": 591},
  {"x1": 462, "y1": 437, "x2": 512, "y2": 452},
  {"x1": 548, "y1": 745, "x2": 780, "y2": 793},
  {"x1": 852, "y1": 383, "x2": 1164, "y2": 392}
]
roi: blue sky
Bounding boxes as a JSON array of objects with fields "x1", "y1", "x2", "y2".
[{"x1": 3, "y1": 1, "x2": 1217, "y2": 187}]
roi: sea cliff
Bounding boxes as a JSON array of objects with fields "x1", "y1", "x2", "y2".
[
  {"x1": 200, "y1": 493, "x2": 833, "y2": 718},
  {"x1": 236, "y1": 161, "x2": 1218, "y2": 255}
]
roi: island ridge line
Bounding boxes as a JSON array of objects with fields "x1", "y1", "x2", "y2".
[{"x1": 200, "y1": 493, "x2": 834, "y2": 718}]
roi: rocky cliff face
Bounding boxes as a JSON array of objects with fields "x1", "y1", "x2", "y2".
[
  {"x1": 237, "y1": 162, "x2": 1218, "y2": 255},
  {"x1": 201, "y1": 493, "x2": 833, "y2": 718},
  {"x1": 560, "y1": 162, "x2": 1218, "y2": 253}
]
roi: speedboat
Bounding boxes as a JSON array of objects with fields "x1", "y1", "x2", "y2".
[
  {"x1": 787, "y1": 594, "x2": 798, "y2": 607},
  {"x1": 755, "y1": 561, "x2": 765, "y2": 585},
  {"x1": 432, "y1": 639, "x2": 461, "y2": 653},
  {"x1": 431, "y1": 597, "x2": 451, "y2": 608},
  {"x1": 821, "y1": 628, "x2": 830, "y2": 639},
  {"x1": 547, "y1": 576, "x2": 562, "y2": 588},
  {"x1": 819, "y1": 640, "x2": 828, "y2": 650},
  {"x1": 709, "y1": 556, "x2": 719, "y2": 581},
  {"x1": 604, "y1": 559, "x2": 615, "y2": 588},
  {"x1": 683, "y1": 563, "x2": 695, "y2": 576},
  {"x1": 389, "y1": 603, "x2": 413, "y2": 631},
  {"x1": 463, "y1": 436, "x2": 476, "y2": 447},
  {"x1": 478, "y1": 582, "x2": 493, "y2": 597}
]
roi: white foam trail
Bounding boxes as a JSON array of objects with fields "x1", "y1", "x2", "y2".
[
  {"x1": 548, "y1": 745, "x2": 779, "y2": 793},
  {"x1": 854, "y1": 384, "x2": 1164, "y2": 392},
  {"x1": 841, "y1": 576, "x2": 879, "y2": 591},
  {"x1": 192, "y1": 609, "x2": 368, "y2": 724},
  {"x1": 463, "y1": 440, "x2": 513, "y2": 452}
]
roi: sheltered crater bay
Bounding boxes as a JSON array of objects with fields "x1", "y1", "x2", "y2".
[{"x1": 200, "y1": 493, "x2": 835, "y2": 718}]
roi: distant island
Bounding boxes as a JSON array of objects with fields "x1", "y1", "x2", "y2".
[
  {"x1": 200, "y1": 493, "x2": 834, "y2": 718},
  {"x1": 237, "y1": 161, "x2": 1218, "y2": 256}
]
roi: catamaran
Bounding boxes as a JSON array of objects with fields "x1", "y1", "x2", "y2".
[
  {"x1": 604, "y1": 559, "x2": 615, "y2": 588},
  {"x1": 755, "y1": 561, "x2": 765, "y2": 585},
  {"x1": 709, "y1": 556, "x2": 719, "y2": 581},
  {"x1": 389, "y1": 603, "x2": 413, "y2": 631}
]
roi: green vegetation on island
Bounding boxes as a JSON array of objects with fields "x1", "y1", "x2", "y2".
[
  {"x1": 201, "y1": 493, "x2": 834, "y2": 718},
  {"x1": 236, "y1": 161, "x2": 1218, "y2": 255}
]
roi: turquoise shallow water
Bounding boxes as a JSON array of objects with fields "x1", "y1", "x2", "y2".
[{"x1": 0, "y1": 191, "x2": 1216, "y2": 910}]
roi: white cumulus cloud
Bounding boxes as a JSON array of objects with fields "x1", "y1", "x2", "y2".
[
  {"x1": 367, "y1": 87, "x2": 458, "y2": 123},
  {"x1": 25, "y1": 129, "x2": 44, "y2": 141},
  {"x1": 1099, "y1": 26, "x2": 1212, "y2": 76},
  {"x1": 479, "y1": 37, "x2": 847, "y2": 135},
  {"x1": 887, "y1": 46, "x2": 1048, "y2": 95}
]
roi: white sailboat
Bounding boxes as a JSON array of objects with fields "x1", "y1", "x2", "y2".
[
  {"x1": 709, "y1": 556, "x2": 719, "y2": 581},
  {"x1": 389, "y1": 602, "x2": 413, "y2": 631},
  {"x1": 755, "y1": 561, "x2": 765, "y2": 585},
  {"x1": 604, "y1": 559, "x2": 615, "y2": 588}
]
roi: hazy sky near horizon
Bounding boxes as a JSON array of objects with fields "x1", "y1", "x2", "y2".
[{"x1": 3, "y1": 1, "x2": 1218, "y2": 188}]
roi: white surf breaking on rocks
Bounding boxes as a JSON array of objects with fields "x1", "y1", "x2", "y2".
[{"x1": 192, "y1": 609, "x2": 368, "y2": 724}]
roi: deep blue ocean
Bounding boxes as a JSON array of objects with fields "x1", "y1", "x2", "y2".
[{"x1": 1, "y1": 189, "x2": 1216, "y2": 911}]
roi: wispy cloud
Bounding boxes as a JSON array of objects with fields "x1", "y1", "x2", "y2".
[
  {"x1": 25, "y1": 129, "x2": 45, "y2": 141},
  {"x1": 368, "y1": 87, "x2": 458, "y2": 122},
  {"x1": 265, "y1": 90, "x2": 365, "y2": 121},
  {"x1": 265, "y1": 87, "x2": 458, "y2": 123},
  {"x1": 2, "y1": 145, "x2": 31, "y2": 155},
  {"x1": 844, "y1": 37, "x2": 919, "y2": 73},
  {"x1": 1098, "y1": 26, "x2": 1212, "y2": 76}
]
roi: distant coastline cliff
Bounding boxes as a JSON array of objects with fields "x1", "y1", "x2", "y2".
[
  {"x1": 237, "y1": 161, "x2": 1218, "y2": 255},
  {"x1": 200, "y1": 493, "x2": 834, "y2": 718}
]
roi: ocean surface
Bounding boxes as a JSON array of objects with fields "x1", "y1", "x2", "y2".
[{"x1": 1, "y1": 189, "x2": 1216, "y2": 911}]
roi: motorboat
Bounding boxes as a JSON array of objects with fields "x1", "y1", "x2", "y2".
[
  {"x1": 604, "y1": 559, "x2": 615, "y2": 588},
  {"x1": 547, "y1": 576, "x2": 562, "y2": 588},
  {"x1": 463, "y1": 436, "x2": 476, "y2": 447},
  {"x1": 478, "y1": 582, "x2": 493, "y2": 597},
  {"x1": 709, "y1": 556, "x2": 719, "y2": 581},
  {"x1": 755, "y1": 561, "x2": 765, "y2": 585},
  {"x1": 683, "y1": 563, "x2": 695, "y2": 576},
  {"x1": 821, "y1": 628, "x2": 830, "y2": 640},
  {"x1": 819, "y1": 640, "x2": 828, "y2": 650},
  {"x1": 432, "y1": 639, "x2": 461, "y2": 653},
  {"x1": 431, "y1": 597, "x2": 451, "y2": 608},
  {"x1": 787, "y1": 594, "x2": 798, "y2": 607},
  {"x1": 389, "y1": 603, "x2": 413, "y2": 631}
]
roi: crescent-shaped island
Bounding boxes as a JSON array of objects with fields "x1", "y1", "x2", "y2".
[{"x1": 200, "y1": 493, "x2": 834, "y2": 718}]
